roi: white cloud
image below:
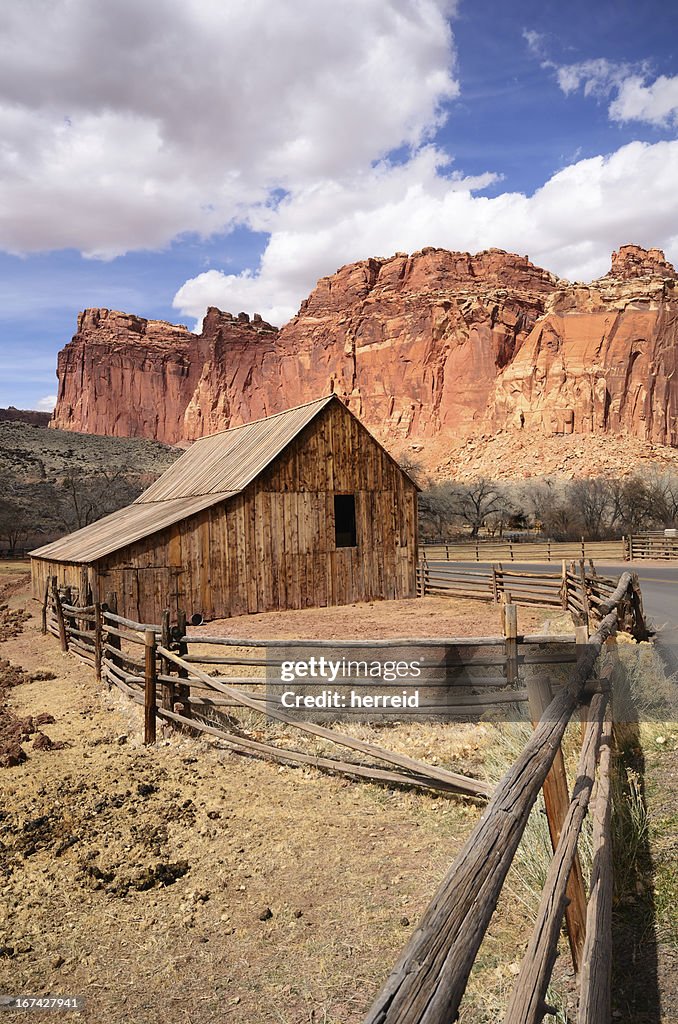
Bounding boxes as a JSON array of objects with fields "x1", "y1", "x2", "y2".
[
  {"x1": 0, "y1": 0, "x2": 459, "y2": 256},
  {"x1": 36, "y1": 395, "x2": 57, "y2": 412},
  {"x1": 610, "y1": 74, "x2": 678, "y2": 127},
  {"x1": 173, "y1": 139, "x2": 678, "y2": 326},
  {"x1": 554, "y1": 58, "x2": 631, "y2": 98},
  {"x1": 525, "y1": 34, "x2": 678, "y2": 128}
]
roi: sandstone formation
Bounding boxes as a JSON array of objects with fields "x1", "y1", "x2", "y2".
[
  {"x1": 51, "y1": 307, "x2": 278, "y2": 444},
  {"x1": 490, "y1": 245, "x2": 677, "y2": 446},
  {"x1": 50, "y1": 244, "x2": 677, "y2": 476}
]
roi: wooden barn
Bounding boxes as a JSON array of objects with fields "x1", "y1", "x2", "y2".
[{"x1": 31, "y1": 396, "x2": 419, "y2": 623}]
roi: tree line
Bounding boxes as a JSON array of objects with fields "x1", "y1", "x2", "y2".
[
  {"x1": 0, "y1": 469, "x2": 153, "y2": 554},
  {"x1": 417, "y1": 471, "x2": 678, "y2": 541}
]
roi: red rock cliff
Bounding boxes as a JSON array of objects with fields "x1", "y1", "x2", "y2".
[
  {"x1": 490, "y1": 245, "x2": 677, "y2": 445},
  {"x1": 50, "y1": 245, "x2": 677, "y2": 463}
]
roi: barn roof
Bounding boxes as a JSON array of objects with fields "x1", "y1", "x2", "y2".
[
  {"x1": 137, "y1": 394, "x2": 335, "y2": 502},
  {"x1": 31, "y1": 395, "x2": 344, "y2": 563},
  {"x1": 30, "y1": 493, "x2": 235, "y2": 564}
]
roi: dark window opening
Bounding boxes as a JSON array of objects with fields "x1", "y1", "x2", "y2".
[{"x1": 334, "y1": 494, "x2": 357, "y2": 547}]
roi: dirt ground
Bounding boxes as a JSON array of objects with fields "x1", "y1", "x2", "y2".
[
  {"x1": 192, "y1": 593, "x2": 549, "y2": 641},
  {"x1": 1, "y1": 570, "x2": 675, "y2": 1023},
  {"x1": 0, "y1": 574, "x2": 520, "y2": 1024}
]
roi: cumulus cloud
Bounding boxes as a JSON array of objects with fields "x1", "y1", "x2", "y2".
[
  {"x1": 0, "y1": 0, "x2": 459, "y2": 256},
  {"x1": 173, "y1": 139, "x2": 678, "y2": 326},
  {"x1": 524, "y1": 33, "x2": 678, "y2": 128},
  {"x1": 610, "y1": 74, "x2": 678, "y2": 127}
]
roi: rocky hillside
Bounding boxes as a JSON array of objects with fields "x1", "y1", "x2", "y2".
[
  {"x1": 0, "y1": 419, "x2": 180, "y2": 550},
  {"x1": 49, "y1": 244, "x2": 678, "y2": 478},
  {"x1": 0, "y1": 407, "x2": 51, "y2": 427}
]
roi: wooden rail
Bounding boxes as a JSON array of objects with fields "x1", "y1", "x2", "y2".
[
  {"x1": 416, "y1": 557, "x2": 644, "y2": 637},
  {"x1": 423, "y1": 538, "x2": 627, "y2": 562},
  {"x1": 627, "y1": 530, "x2": 678, "y2": 560}
]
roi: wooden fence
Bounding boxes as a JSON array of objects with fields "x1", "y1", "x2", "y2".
[
  {"x1": 416, "y1": 557, "x2": 646, "y2": 636},
  {"x1": 627, "y1": 530, "x2": 678, "y2": 560},
  {"x1": 422, "y1": 537, "x2": 628, "y2": 562},
  {"x1": 364, "y1": 571, "x2": 641, "y2": 1024},
  {"x1": 40, "y1": 568, "x2": 648, "y2": 1023},
  {"x1": 41, "y1": 577, "x2": 598, "y2": 801}
]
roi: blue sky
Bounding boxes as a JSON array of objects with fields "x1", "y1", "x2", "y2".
[{"x1": 1, "y1": 0, "x2": 677, "y2": 410}]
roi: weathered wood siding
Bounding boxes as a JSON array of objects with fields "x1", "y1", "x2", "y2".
[
  {"x1": 31, "y1": 401, "x2": 417, "y2": 622},
  {"x1": 31, "y1": 558, "x2": 89, "y2": 602}
]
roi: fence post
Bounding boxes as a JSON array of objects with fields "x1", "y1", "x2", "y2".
[
  {"x1": 525, "y1": 673, "x2": 587, "y2": 975},
  {"x1": 581, "y1": 536, "x2": 586, "y2": 561},
  {"x1": 578, "y1": 698, "x2": 613, "y2": 1024},
  {"x1": 491, "y1": 564, "x2": 498, "y2": 603},
  {"x1": 629, "y1": 572, "x2": 648, "y2": 641},
  {"x1": 560, "y1": 559, "x2": 569, "y2": 611},
  {"x1": 445, "y1": 543, "x2": 449, "y2": 560},
  {"x1": 41, "y1": 577, "x2": 50, "y2": 635},
  {"x1": 502, "y1": 600, "x2": 518, "y2": 686},
  {"x1": 144, "y1": 630, "x2": 157, "y2": 745},
  {"x1": 51, "y1": 576, "x2": 68, "y2": 652},
  {"x1": 63, "y1": 585, "x2": 76, "y2": 637},
  {"x1": 94, "y1": 602, "x2": 102, "y2": 683},
  {"x1": 578, "y1": 559, "x2": 591, "y2": 631},
  {"x1": 104, "y1": 592, "x2": 120, "y2": 684},
  {"x1": 547, "y1": 537, "x2": 551, "y2": 562},
  {"x1": 175, "y1": 610, "x2": 192, "y2": 719},
  {"x1": 475, "y1": 539, "x2": 479, "y2": 562},
  {"x1": 627, "y1": 533, "x2": 633, "y2": 561},
  {"x1": 160, "y1": 609, "x2": 176, "y2": 712},
  {"x1": 508, "y1": 539, "x2": 514, "y2": 562}
]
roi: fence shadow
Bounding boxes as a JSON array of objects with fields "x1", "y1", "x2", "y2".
[{"x1": 611, "y1": 716, "x2": 662, "y2": 1024}]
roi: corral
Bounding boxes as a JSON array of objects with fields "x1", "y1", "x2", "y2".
[{"x1": 30, "y1": 396, "x2": 419, "y2": 624}]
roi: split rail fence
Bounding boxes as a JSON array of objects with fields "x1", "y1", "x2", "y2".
[
  {"x1": 40, "y1": 567, "x2": 648, "y2": 1023},
  {"x1": 627, "y1": 530, "x2": 678, "y2": 560},
  {"x1": 417, "y1": 557, "x2": 646, "y2": 634},
  {"x1": 422, "y1": 537, "x2": 628, "y2": 562},
  {"x1": 364, "y1": 570, "x2": 645, "y2": 1024},
  {"x1": 41, "y1": 579, "x2": 592, "y2": 801}
]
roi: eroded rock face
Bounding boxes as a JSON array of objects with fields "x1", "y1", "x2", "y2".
[
  {"x1": 51, "y1": 307, "x2": 278, "y2": 444},
  {"x1": 490, "y1": 246, "x2": 677, "y2": 445},
  {"x1": 50, "y1": 245, "x2": 677, "y2": 466}
]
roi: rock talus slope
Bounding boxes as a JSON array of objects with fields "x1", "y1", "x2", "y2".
[{"x1": 50, "y1": 245, "x2": 677, "y2": 475}]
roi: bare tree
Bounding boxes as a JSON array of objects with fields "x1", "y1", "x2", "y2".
[
  {"x1": 60, "y1": 468, "x2": 144, "y2": 531},
  {"x1": 0, "y1": 498, "x2": 28, "y2": 553},
  {"x1": 450, "y1": 479, "x2": 513, "y2": 538},
  {"x1": 644, "y1": 470, "x2": 678, "y2": 525},
  {"x1": 521, "y1": 479, "x2": 557, "y2": 533},
  {"x1": 569, "y1": 478, "x2": 613, "y2": 540},
  {"x1": 418, "y1": 482, "x2": 458, "y2": 540}
]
